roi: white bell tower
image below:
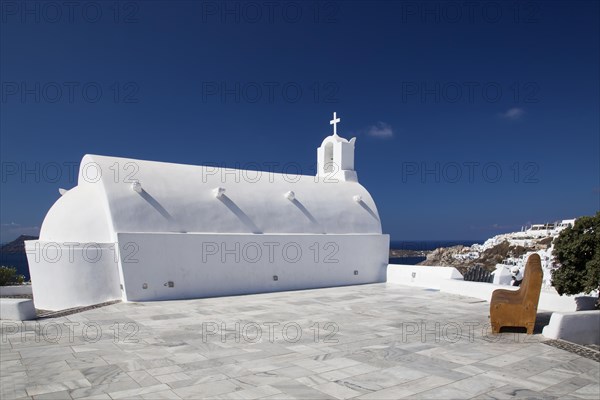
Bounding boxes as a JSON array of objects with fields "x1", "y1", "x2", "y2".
[{"x1": 317, "y1": 112, "x2": 357, "y2": 182}]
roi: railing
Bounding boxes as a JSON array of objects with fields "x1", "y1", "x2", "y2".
[{"x1": 463, "y1": 265, "x2": 493, "y2": 283}]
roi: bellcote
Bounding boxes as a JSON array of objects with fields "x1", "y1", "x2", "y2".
[{"x1": 317, "y1": 112, "x2": 358, "y2": 182}]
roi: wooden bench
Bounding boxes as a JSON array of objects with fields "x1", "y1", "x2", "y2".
[{"x1": 490, "y1": 254, "x2": 543, "y2": 334}]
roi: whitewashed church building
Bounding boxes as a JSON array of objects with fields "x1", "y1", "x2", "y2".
[{"x1": 26, "y1": 113, "x2": 389, "y2": 310}]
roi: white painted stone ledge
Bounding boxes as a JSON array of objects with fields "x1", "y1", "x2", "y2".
[
  {"x1": 386, "y1": 264, "x2": 589, "y2": 313},
  {"x1": 387, "y1": 264, "x2": 463, "y2": 289},
  {"x1": 0, "y1": 298, "x2": 36, "y2": 321},
  {"x1": 542, "y1": 311, "x2": 600, "y2": 345},
  {"x1": 0, "y1": 285, "x2": 33, "y2": 296}
]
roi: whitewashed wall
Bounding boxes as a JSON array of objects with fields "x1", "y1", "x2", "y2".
[
  {"x1": 118, "y1": 233, "x2": 389, "y2": 302},
  {"x1": 26, "y1": 241, "x2": 121, "y2": 310}
]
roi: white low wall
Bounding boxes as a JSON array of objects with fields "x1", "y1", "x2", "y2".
[
  {"x1": 387, "y1": 264, "x2": 463, "y2": 289},
  {"x1": 542, "y1": 311, "x2": 600, "y2": 345},
  {"x1": 0, "y1": 299, "x2": 36, "y2": 320},
  {"x1": 440, "y1": 279, "x2": 517, "y2": 300},
  {"x1": 118, "y1": 233, "x2": 389, "y2": 302},
  {"x1": 387, "y1": 264, "x2": 582, "y2": 312},
  {"x1": 0, "y1": 285, "x2": 33, "y2": 296},
  {"x1": 440, "y1": 279, "x2": 580, "y2": 312},
  {"x1": 26, "y1": 241, "x2": 122, "y2": 311}
]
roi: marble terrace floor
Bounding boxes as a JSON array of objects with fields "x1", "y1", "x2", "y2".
[{"x1": 1, "y1": 283, "x2": 598, "y2": 399}]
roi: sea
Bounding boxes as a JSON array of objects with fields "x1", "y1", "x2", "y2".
[
  {"x1": 388, "y1": 240, "x2": 482, "y2": 265},
  {"x1": 1, "y1": 240, "x2": 483, "y2": 281}
]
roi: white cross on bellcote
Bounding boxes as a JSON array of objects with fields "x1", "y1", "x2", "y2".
[{"x1": 330, "y1": 112, "x2": 341, "y2": 136}]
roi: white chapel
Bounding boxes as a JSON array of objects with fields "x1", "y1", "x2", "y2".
[{"x1": 26, "y1": 113, "x2": 390, "y2": 311}]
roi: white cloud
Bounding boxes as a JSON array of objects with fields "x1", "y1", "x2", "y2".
[
  {"x1": 367, "y1": 122, "x2": 394, "y2": 138},
  {"x1": 501, "y1": 107, "x2": 524, "y2": 120}
]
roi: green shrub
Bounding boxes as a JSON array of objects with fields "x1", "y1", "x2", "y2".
[
  {"x1": 552, "y1": 212, "x2": 600, "y2": 309},
  {"x1": 0, "y1": 266, "x2": 25, "y2": 286}
]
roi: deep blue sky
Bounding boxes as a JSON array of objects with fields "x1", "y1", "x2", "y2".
[{"x1": 1, "y1": 0, "x2": 599, "y2": 242}]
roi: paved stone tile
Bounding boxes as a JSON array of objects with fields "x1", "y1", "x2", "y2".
[
  {"x1": 313, "y1": 381, "x2": 363, "y2": 399},
  {"x1": 480, "y1": 370, "x2": 549, "y2": 392},
  {"x1": 29, "y1": 390, "x2": 73, "y2": 399},
  {"x1": 335, "y1": 363, "x2": 381, "y2": 377},
  {"x1": 80, "y1": 364, "x2": 130, "y2": 386},
  {"x1": 453, "y1": 364, "x2": 487, "y2": 376},
  {"x1": 77, "y1": 395, "x2": 112, "y2": 400},
  {"x1": 66, "y1": 354, "x2": 109, "y2": 370},
  {"x1": 155, "y1": 372, "x2": 192, "y2": 384},
  {"x1": 478, "y1": 353, "x2": 531, "y2": 367},
  {"x1": 20, "y1": 354, "x2": 76, "y2": 368},
  {"x1": 336, "y1": 365, "x2": 428, "y2": 392},
  {"x1": 1, "y1": 386, "x2": 28, "y2": 400},
  {"x1": 554, "y1": 357, "x2": 600, "y2": 381},
  {"x1": 215, "y1": 384, "x2": 282, "y2": 399},
  {"x1": 18, "y1": 345, "x2": 74, "y2": 359},
  {"x1": 542, "y1": 376, "x2": 598, "y2": 398},
  {"x1": 0, "y1": 351, "x2": 22, "y2": 362},
  {"x1": 272, "y1": 379, "x2": 337, "y2": 399},
  {"x1": 167, "y1": 373, "x2": 229, "y2": 390},
  {"x1": 107, "y1": 383, "x2": 171, "y2": 399},
  {"x1": 357, "y1": 375, "x2": 454, "y2": 399},
  {"x1": 172, "y1": 379, "x2": 242, "y2": 399},
  {"x1": 1, "y1": 283, "x2": 597, "y2": 400},
  {"x1": 571, "y1": 383, "x2": 600, "y2": 399},
  {"x1": 481, "y1": 385, "x2": 559, "y2": 399},
  {"x1": 271, "y1": 366, "x2": 314, "y2": 379},
  {"x1": 146, "y1": 365, "x2": 184, "y2": 376},
  {"x1": 26, "y1": 379, "x2": 91, "y2": 397},
  {"x1": 140, "y1": 389, "x2": 182, "y2": 399},
  {"x1": 68, "y1": 379, "x2": 140, "y2": 399},
  {"x1": 410, "y1": 375, "x2": 505, "y2": 399},
  {"x1": 234, "y1": 371, "x2": 291, "y2": 387},
  {"x1": 544, "y1": 339, "x2": 600, "y2": 362},
  {"x1": 25, "y1": 360, "x2": 73, "y2": 378},
  {"x1": 115, "y1": 358, "x2": 174, "y2": 372},
  {"x1": 127, "y1": 370, "x2": 161, "y2": 387}
]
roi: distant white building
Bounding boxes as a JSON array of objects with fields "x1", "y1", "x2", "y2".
[
  {"x1": 489, "y1": 218, "x2": 578, "y2": 288},
  {"x1": 26, "y1": 113, "x2": 389, "y2": 311}
]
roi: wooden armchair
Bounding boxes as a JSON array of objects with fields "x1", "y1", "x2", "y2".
[{"x1": 490, "y1": 254, "x2": 543, "y2": 334}]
